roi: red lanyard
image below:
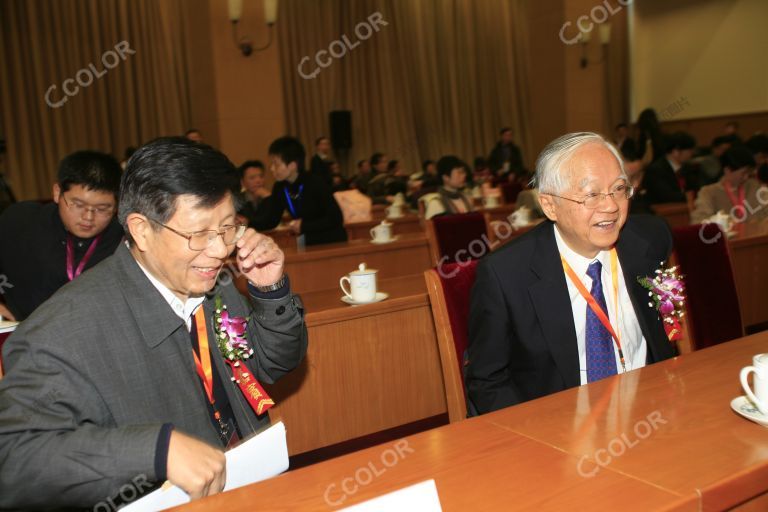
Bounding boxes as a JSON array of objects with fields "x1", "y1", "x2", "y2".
[
  {"x1": 66, "y1": 234, "x2": 102, "y2": 281},
  {"x1": 724, "y1": 182, "x2": 745, "y2": 211},
  {"x1": 192, "y1": 307, "x2": 216, "y2": 406},
  {"x1": 561, "y1": 248, "x2": 626, "y2": 372}
]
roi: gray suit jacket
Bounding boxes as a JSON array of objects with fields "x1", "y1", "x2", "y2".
[{"x1": 0, "y1": 244, "x2": 308, "y2": 509}]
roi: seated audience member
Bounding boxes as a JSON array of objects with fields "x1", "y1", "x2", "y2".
[
  {"x1": 366, "y1": 153, "x2": 394, "y2": 204},
  {"x1": 723, "y1": 121, "x2": 742, "y2": 144},
  {"x1": 237, "y1": 160, "x2": 271, "y2": 225},
  {"x1": 423, "y1": 156, "x2": 474, "y2": 219},
  {"x1": 185, "y1": 128, "x2": 204, "y2": 143},
  {"x1": 615, "y1": 122, "x2": 637, "y2": 159},
  {"x1": 351, "y1": 159, "x2": 373, "y2": 193},
  {"x1": 309, "y1": 136, "x2": 333, "y2": 186},
  {"x1": 640, "y1": 131, "x2": 696, "y2": 205},
  {"x1": 472, "y1": 157, "x2": 494, "y2": 185},
  {"x1": 746, "y1": 134, "x2": 768, "y2": 185},
  {"x1": 467, "y1": 132, "x2": 676, "y2": 415},
  {"x1": 251, "y1": 136, "x2": 347, "y2": 245},
  {"x1": 488, "y1": 127, "x2": 525, "y2": 178},
  {"x1": 0, "y1": 150, "x2": 124, "y2": 321},
  {"x1": 330, "y1": 163, "x2": 349, "y2": 192},
  {"x1": 693, "y1": 136, "x2": 732, "y2": 187},
  {"x1": 0, "y1": 137, "x2": 308, "y2": 509},
  {"x1": 691, "y1": 146, "x2": 767, "y2": 224}
]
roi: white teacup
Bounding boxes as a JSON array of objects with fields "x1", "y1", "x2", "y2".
[
  {"x1": 709, "y1": 211, "x2": 732, "y2": 233},
  {"x1": 741, "y1": 353, "x2": 768, "y2": 415},
  {"x1": 483, "y1": 196, "x2": 500, "y2": 208},
  {"x1": 386, "y1": 204, "x2": 403, "y2": 219},
  {"x1": 370, "y1": 221, "x2": 393, "y2": 242},
  {"x1": 508, "y1": 207, "x2": 531, "y2": 228},
  {"x1": 392, "y1": 192, "x2": 406, "y2": 206},
  {"x1": 340, "y1": 263, "x2": 378, "y2": 303}
]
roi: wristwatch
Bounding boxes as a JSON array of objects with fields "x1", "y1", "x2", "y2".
[{"x1": 251, "y1": 274, "x2": 286, "y2": 293}]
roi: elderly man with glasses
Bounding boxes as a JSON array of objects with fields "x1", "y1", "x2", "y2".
[
  {"x1": 0, "y1": 150, "x2": 124, "y2": 321},
  {"x1": 0, "y1": 138, "x2": 308, "y2": 509},
  {"x1": 466, "y1": 132, "x2": 677, "y2": 416}
]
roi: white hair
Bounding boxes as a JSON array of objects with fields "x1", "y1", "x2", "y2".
[{"x1": 531, "y1": 132, "x2": 627, "y2": 195}]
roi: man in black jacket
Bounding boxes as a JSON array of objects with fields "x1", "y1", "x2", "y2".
[
  {"x1": 488, "y1": 127, "x2": 525, "y2": 177},
  {"x1": 309, "y1": 136, "x2": 333, "y2": 187},
  {"x1": 251, "y1": 136, "x2": 347, "y2": 246},
  {"x1": 641, "y1": 131, "x2": 696, "y2": 205},
  {"x1": 467, "y1": 132, "x2": 676, "y2": 415},
  {"x1": 0, "y1": 150, "x2": 124, "y2": 320}
]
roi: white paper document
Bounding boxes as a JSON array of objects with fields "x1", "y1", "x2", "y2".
[
  {"x1": 0, "y1": 320, "x2": 19, "y2": 334},
  {"x1": 341, "y1": 480, "x2": 443, "y2": 511},
  {"x1": 122, "y1": 421, "x2": 288, "y2": 512}
]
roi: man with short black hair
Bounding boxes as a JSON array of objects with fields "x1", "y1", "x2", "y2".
[
  {"x1": 0, "y1": 137, "x2": 307, "y2": 508},
  {"x1": 0, "y1": 150, "x2": 124, "y2": 320},
  {"x1": 641, "y1": 131, "x2": 697, "y2": 205},
  {"x1": 252, "y1": 136, "x2": 347, "y2": 245},
  {"x1": 237, "y1": 160, "x2": 271, "y2": 226}
]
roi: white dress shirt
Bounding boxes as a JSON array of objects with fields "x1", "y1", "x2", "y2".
[
  {"x1": 554, "y1": 225, "x2": 647, "y2": 385},
  {"x1": 135, "y1": 260, "x2": 205, "y2": 331}
]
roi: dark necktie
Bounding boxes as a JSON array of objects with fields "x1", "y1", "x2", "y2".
[{"x1": 585, "y1": 261, "x2": 617, "y2": 382}]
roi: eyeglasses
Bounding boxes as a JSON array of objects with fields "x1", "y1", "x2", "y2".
[
  {"x1": 547, "y1": 182, "x2": 634, "y2": 209},
  {"x1": 61, "y1": 194, "x2": 116, "y2": 218},
  {"x1": 150, "y1": 219, "x2": 247, "y2": 251}
]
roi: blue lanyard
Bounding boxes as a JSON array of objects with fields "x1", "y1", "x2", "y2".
[{"x1": 283, "y1": 184, "x2": 304, "y2": 218}]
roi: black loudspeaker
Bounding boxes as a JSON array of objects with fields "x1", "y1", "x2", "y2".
[{"x1": 329, "y1": 110, "x2": 352, "y2": 150}]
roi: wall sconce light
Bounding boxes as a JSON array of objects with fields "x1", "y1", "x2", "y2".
[
  {"x1": 580, "y1": 22, "x2": 611, "y2": 68},
  {"x1": 229, "y1": 0, "x2": 278, "y2": 57}
]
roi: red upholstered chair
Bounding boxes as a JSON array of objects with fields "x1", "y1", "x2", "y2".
[
  {"x1": 672, "y1": 224, "x2": 743, "y2": 350},
  {"x1": 500, "y1": 182, "x2": 523, "y2": 205},
  {"x1": 425, "y1": 212, "x2": 489, "y2": 266},
  {"x1": 424, "y1": 260, "x2": 478, "y2": 422}
]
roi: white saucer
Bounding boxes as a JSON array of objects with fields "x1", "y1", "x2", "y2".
[
  {"x1": 370, "y1": 236, "x2": 400, "y2": 245},
  {"x1": 731, "y1": 396, "x2": 768, "y2": 427},
  {"x1": 341, "y1": 292, "x2": 389, "y2": 306}
]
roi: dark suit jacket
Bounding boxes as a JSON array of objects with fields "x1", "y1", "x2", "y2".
[
  {"x1": 250, "y1": 171, "x2": 347, "y2": 246},
  {"x1": 488, "y1": 142, "x2": 525, "y2": 176},
  {"x1": 0, "y1": 244, "x2": 308, "y2": 509},
  {"x1": 310, "y1": 154, "x2": 333, "y2": 186},
  {"x1": 466, "y1": 216, "x2": 677, "y2": 415},
  {"x1": 641, "y1": 157, "x2": 686, "y2": 204}
]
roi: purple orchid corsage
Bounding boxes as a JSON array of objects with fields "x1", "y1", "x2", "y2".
[
  {"x1": 637, "y1": 264, "x2": 686, "y2": 342},
  {"x1": 214, "y1": 295, "x2": 254, "y2": 361}
]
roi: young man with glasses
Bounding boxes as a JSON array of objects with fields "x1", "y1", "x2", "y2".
[
  {"x1": 466, "y1": 132, "x2": 677, "y2": 415},
  {"x1": 0, "y1": 137, "x2": 307, "y2": 509},
  {"x1": 0, "y1": 150, "x2": 123, "y2": 320}
]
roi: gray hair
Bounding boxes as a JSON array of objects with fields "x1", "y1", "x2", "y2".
[{"x1": 531, "y1": 132, "x2": 627, "y2": 194}]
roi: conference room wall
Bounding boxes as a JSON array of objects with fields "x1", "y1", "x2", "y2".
[
  {"x1": 630, "y1": 0, "x2": 768, "y2": 121},
  {"x1": 186, "y1": 0, "x2": 286, "y2": 183}
]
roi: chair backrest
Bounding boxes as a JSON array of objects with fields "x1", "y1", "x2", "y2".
[
  {"x1": 672, "y1": 223, "x2": 743, "y2": 350},
  {"x1": 426, "y1": 212, "x2": 489, "y2": 266},
  {"x1": 500, "y1": 182, "x2": 523, "y2": 204},
  {"x1": 424, "y1": 260, "x2": 478, "y2": 422}
]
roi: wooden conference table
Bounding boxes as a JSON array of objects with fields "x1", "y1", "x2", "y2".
[
  {"x1": 240, "y1": 232, "x2": 432, "y2": 295},
  {"x1": 264, "y1": 274, "x2": 446, "y2": 456},
  {"x1": 179, "y1": 332, "x2": 768, "y2": 511},
  {"x1": 728, "y1": 220, "x2": 768, "y2": 330}
]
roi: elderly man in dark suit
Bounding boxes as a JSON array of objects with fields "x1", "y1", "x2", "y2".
[
  {"x1": 467, "y1": 132, "x2": 676, "y2": 415},
  {"x1": 0, "y1": 138, "x2": 308, "y2": 509}
]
